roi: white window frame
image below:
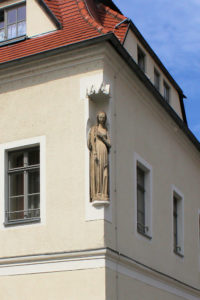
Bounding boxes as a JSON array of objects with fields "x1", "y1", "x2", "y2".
[
  {"x1": 0, "y1": 1, "x2": 26, "y2": 43},
  {"x1": 134, "y1": 153, "x2": 152, "y2": 240},
  {"x1": 171, "y1": 185, "x2": 184, "y2": 257},
  {"x1": 0, "y1": 136, "x2": 46, "y2": 229}
]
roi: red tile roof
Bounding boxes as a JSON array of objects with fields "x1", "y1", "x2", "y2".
[{"x1": 0, "y1": 0, "x2": 129, "y2": 64}]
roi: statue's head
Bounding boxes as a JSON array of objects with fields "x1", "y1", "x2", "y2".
[{"x1": 97, "y1": 111, "x2": 107, "y2": 126}]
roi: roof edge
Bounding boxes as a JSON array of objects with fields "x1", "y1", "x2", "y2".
[
  {"x1": 37, "y1": 0, "x2": 62, "y2": 29},
  {"x1": 99, "y1": 0, "x2": 122, "y2": 14},
  {"x1": 126, "y1": 22, "x2": 185, "y2": 97}
]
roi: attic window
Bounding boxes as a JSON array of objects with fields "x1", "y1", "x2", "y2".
[
  {"x1": 137, "y1": 46, "x2": 146, "y2": 72},
  {"x1": 0, "y1": 4, "x2": 26, "y2": 43}
]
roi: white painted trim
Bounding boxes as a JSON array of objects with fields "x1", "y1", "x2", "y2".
[
  {"x1": 134, "y1": 153, "x2": 153, "y2": 240},
  {"x1": 0, "y1": 249, "x2": 199, "y2": 300},
  {"x1": 171, "y1": 185, "x2": 184, "y2": 256},
  {"x1": 0, "y1": 136, "x2": 46, "y2": 229},
  {"x1": 0, "y1": 257, "x2": 105, "y2": 276}
]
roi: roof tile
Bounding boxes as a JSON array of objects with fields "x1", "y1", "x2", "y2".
[{"x1": 0, "y1": 0, "x2": 128, "y2": 64}]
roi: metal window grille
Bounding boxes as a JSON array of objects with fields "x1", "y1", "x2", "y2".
[{"x1": 5, "y1": 146, "x2": 40, "y2": 224}]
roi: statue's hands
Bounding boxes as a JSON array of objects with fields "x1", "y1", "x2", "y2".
[
  {"x1": 97, "y1": 132, "x2": 104, "y2": 139},
  {"x1": 94, "y1": 152, "x2": 98, "y2": 162}
]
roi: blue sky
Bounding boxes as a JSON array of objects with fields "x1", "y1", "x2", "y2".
[{"x1": 114, "y1": 0, "x2": 200, "y2": 141}]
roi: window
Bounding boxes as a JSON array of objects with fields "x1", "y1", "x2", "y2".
[
  {"x1": 137, "y1": 46, "x2": 146, "y2": 72},
  {"x1": 135, "y1": 155, "x2": 152, "y2": 239},
  {"x1": 0, "y1": 4, "x2": 26, "y2": 43},
  {"x1": 137, "y1": 167, "x2": 146, "y2": 234},
  {"x1": 173, "y1": 189, "x2": 184, "y2": 256},
  {"x1": 154, "y1": 68, "x2": 160, "y2": 91},
  {"x1": 5, "y1": 146, "x2": 40, "y2": 224},
  {"x1": 163, "y1": 81, "x2": 170, "y2": 103}
]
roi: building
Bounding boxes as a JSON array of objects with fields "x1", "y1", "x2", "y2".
[{"x1": 0, "y1": 0, "x2": 199, "y2": 299}]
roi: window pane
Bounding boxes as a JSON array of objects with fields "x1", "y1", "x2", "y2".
[
  {"x1": 8, "y1": 196, "x2": 24, "y2": 220},
  {"x1": 7, "y1": 24, "x2": 17, "y2": 39},
  {"x1": 137, "y1": 167, "x2": 145, "y2": 187},
  {"x1": 137, "y1": 190, "x2": 145, "y2": 211},
  {"x1": 154, "y1": 70, "x2": 160, "y2": 91},
  {"x1": 28, "y1": 194, "x2": 40, "y2": 218},
  {"x1": 9, "y1": 151, "x2": 24, "y2": 169},
  {"x1": 17, "y1": 21, "x2": 26, "y2": 36},
  {"x1": 0, "y1": 10, "x2": 4, "y2": 29},
  {"x1": 7, "y1": 9, "x2": 17, "y2": 24},
  {"x1": 9, "y1": 172, "x2": 24, "y2": 196},
  {"x1": 17, "y1": 6, "x2": 26, "y2": 21},
  {"x1": 28, "y1": 169, "x2": 40, "y2": 194},
  {"x1": 138, "y1": 48, "x2": 145, "y2": 72},
  {"x1": 0, "y1": 29, "x2": 5, "y2": 41},
  {"x1": 28, "y1": 148, "x2": 39, "y2": 165}
]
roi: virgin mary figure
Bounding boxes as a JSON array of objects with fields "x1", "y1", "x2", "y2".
[{"x1": 88, "y1": 112, "x2": 111, "y2": 203}]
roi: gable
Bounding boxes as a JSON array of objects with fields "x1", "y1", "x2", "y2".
[{"x1": 27, "y1": 0, "x2": 57, "y2": 37}]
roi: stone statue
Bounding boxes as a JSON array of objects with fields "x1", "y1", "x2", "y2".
[{"x1": 88, "y1": 111, "x2": 111, "y2": 203}]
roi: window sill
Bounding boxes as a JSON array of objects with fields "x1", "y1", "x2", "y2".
[
  {"x1": 137, "y1": 230, "x2": 152, "y2": 240},
  {"x1": 4, "y1": 217, "x2": 40, "y2": 227},
  {"x1": 0, "y1": 35, "x2": 26, "y2": 47}
]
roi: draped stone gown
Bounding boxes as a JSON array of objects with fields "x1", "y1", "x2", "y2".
[{"x1": 88, "y1": 125, "x2": 111, "y2": 202}]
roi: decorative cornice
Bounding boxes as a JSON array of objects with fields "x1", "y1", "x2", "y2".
[{"x1": 0, "y1": 247, "x2": 199, "y2": 299}]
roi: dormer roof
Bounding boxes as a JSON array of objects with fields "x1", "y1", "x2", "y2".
[{"x1": 0, "y1": 0, "x2": 128, "y2": 64}]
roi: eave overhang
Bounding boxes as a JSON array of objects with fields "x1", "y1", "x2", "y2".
[
  {"x1": 0, "y1": 33, "x2": 198, "y2": 152},
  {"x1": 123, "y1": 22, "x2": 187, "y2": 124}
]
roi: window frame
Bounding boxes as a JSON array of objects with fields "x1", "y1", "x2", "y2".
[
  {"x1": 172, "y1": 186, "x2": 184, "y2": 257},
  {"x1": 5, "y1": 146, "x2": 40, "y2": 225},
  {"x1": 137, "y1": 46, "x2": 146, "y2": 73},
  {"x1": 0, "y1": 1, "x2": 26, "y2": 44},
  {"x1": 134, "y1": 153, "x2": 152, "y2": 240},
  {"x1": 0, "y1": 136, "x2": 46, "y2": 228}
]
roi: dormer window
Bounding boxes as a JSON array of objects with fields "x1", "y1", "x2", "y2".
[
  {"x1": 137, "y1": 46, "x2": 146, "y2": 72},
  {"x1": 0, "y1": 4, "x2": 26, "y2": 43}
]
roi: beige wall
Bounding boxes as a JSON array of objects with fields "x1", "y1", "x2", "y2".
[
  {"x1": 0, "y1": 41, "x2": 199, "y2": 298},
  {"x1": 106, "y1": 268, "x2": 196, "y2": 300},
  {"x1": 124, "y1": 30, "x2": 183, "y2": 118},
  {"x1": 0, "y1": 47, "x2": 105, "y2": 258},
  {"x1": 103, "y1": 44, "x2": 200, "y2": 289},
  {"x1": 27, "y1": 0, "x2": 56, "y2": 37},
  {"x1": 0, "y1": 268, "x2": 105, "y2": 300}
]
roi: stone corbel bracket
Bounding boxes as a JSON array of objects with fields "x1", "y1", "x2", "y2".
[{"x1": 87, "y1": 82, "x2": 110, "y2": 102}]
